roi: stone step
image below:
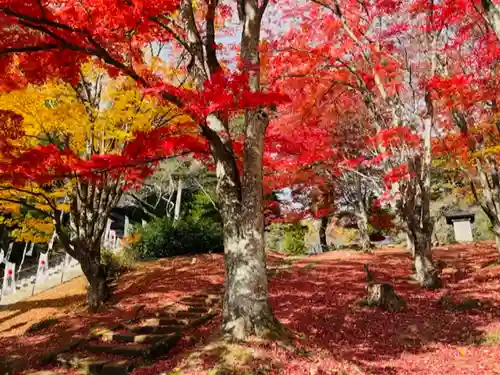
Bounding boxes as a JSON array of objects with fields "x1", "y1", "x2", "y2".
[
  {"x1": 56, "y1": 355, "x2": 110, "y2": 374},
  {"x1": 174, "y1": 311, "x2": 203, "y2": 319},
  {"x1": 180, "y1": 294, "x2": 220, "y2": 305},
  {"x1": 186, "y1": 306, "x2": 209, "y2": 314},
  {"x1": 101, "y1": 360, "x2": 134, "y2": 375},
  {"x1": 179, "y1": 299, "x2": 207, "y2": 307},
  {"x1": 148, "y1": 332, "x2": 182, "y2": 358},
  {"x1": 128, "y1": 324, "x2": 183, "y2": 335},
  {"x1": 56, "y1": 354, "x2": 135, "y2": 375},
  {"x1": 141, "y1": 317, "x2": 185, "y2": 327},
  {"x1": 101, "y1": 332, "x2": 176, "y2": 345},
  {"x1": 191, "y1": 293, "x2": 209, "y2": 299},
  {"x1": 89, "y1": 324, "x2": 125, "y2": 338},
  {"x1": 185, "y1": 312, "x2": 218, "y2": 329},
  {"x1": 83, "y1": 342, "x2": 151, "y2": 358},
  {"x1": 148, "y1": 312, "x2": 200, "y2": 326},
  {"x1": 128, "y1": 312, "x2": 216, "y2": 335}
]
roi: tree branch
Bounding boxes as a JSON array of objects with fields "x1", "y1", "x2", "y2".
[
  {"x1": 150, "y1": 16, "x2": 194, "y2": 56},
  {"x1": 0, "y1": 44, "x2": 59, "y2": 55},
  {"x1": 205, "y1": 0, "x2": 222, "y2": 74},
  {"x1": 0, "y1": 7, "x2": 84, "y2": 33},
  {"x1": 0, "y1": 196, "x2": 53, "y2": 217}
]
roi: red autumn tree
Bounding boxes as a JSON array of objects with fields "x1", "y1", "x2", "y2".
[
  {"x1": 265, "y1": 0, "x2": 455, "y2": 288},
  {"x1": 0, "y1": 74, "x2": 203, "y2": 309},
  {"x1": 266, "y1": 65, "x2": 386, "y2": 251},
  {"x1": 418, "y1": 0, "x2": 500, "y2": 252},
  {"x1": 0, "y1": 0, "x2": 288, "y2": 339},
  {"x1": 264, "y1": 113, "x2": 336, "y2": 251}
]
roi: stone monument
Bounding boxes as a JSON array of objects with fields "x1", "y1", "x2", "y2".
[{"x1": 445, "y1": 211, "x2": 475, "y2": 243}]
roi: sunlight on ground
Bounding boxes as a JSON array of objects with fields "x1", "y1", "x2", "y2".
[
  {"x1": 0, "y1": 246, "x2": 499, "y2": 375},
  {"x1": 0, "y1": 276, "x2": 87, "y2": 337}
]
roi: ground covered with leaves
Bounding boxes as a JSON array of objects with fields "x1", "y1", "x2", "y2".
[{"x1": 1, "y1": 243, "x2": 499, "y2": 375}]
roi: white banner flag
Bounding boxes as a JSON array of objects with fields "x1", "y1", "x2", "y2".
[
  {"x1": 2, "y1": 262, "x2": 16, "y2": 296},
  {"x1": 26, "y1": 242, "x2": 34, "y2": 256},
  {"x1": 36, "y1": 252, "x2": 49, "y2": 284}
]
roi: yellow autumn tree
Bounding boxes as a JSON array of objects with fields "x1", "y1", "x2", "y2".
[{"x1": 0, "y1": 61, "x2": 187, "y2": 308}]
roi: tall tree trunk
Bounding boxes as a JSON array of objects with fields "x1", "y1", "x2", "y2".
[
  {"x1": 409, "y1": 229, "x2": 440, "y2": 288},
  {"x1": 177, "y1": 0, "x2": 278, "y2": 340},
  {"x1": 214, "y1": 143, "x2": 278, "y2": 340},
  {"x1": 319, "y1": 216, "x2": 329, "y2": 252},
  {"x1": 174, "y1": 178, "x2": 183, "y2": 222},
  {"x1": 399, "y1": 151, "x2": 440, "y2": 287},
  {"x1": 218, "y1": 0, "x2": 280, "y2": 341},
  {"x1": 356, "y1": 202, "x2": 372, "y2": 251},
  {"x1": 55, "y1": 182, "x2": 121, "y2": 312},
  {"x1": 353, "y1": 177, "x2": 371, "y2": 251}
]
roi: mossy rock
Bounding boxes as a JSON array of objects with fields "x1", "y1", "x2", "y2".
[
  {"x1": 437, "y1": 295, "x2": 488, "y2": 311},
  {"x1": 454, "y1": 298, "x2": 487, "y2": 311},
  {"x1": 476, "y1": 330, "x2": 500, "y2": 346},
  {"x1": 25, "y1": 318, "x2": 58, "y2": 335}
]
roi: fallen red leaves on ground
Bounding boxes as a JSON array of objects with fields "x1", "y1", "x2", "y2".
[{"x1": 1, "y1": 244, "x2": 499, "y2": 375}]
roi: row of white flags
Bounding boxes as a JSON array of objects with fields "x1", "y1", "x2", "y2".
[
  {"x1": 1, "y1": 216, "x2": 131, "y2": 299},
  {"x1": 1, "y1": 250, "x2": 79, "y2": 298}
]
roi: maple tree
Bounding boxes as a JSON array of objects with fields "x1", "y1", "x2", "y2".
[
  {"x1": 267, "y1": 78, "x2": 388, "y2": 251},
  {"x1": 419, "y1": 0, "x2": 500, "y2": 253},
  {"x1": 0, "y1": 63, "x2": 191, "y2": 309},
  {"x1": 265, "y1": 0, "x2": 461, "y2": 288},
  {"x1": 0, "y1": 0, "x2": 288, "y2": 339},
  {"x1": 0, "y1": 0, "x2": 497, "y2": 341}
]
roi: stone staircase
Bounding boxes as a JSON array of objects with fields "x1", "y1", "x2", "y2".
[{"x1": 46, "y1": 288, "x2": 222, "y2": 375}]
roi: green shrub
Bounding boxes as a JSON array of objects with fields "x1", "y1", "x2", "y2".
[
  {"x1": 101, "y1": 248, "x2": 135, "y2": 277},
  {"x1": 265, "y1": 223, "x2": 307, "y2": 255},
  {"x1": 282, "y1": 223, "x2": 307, "y2": 255},
  {"x1": 265, "y1": 223, "x2": 284, "y2": 251},
  {"x1": 477, "y1": 330, "x2": 500, "y2": 346},
  {"x1": 184, "y1": 191, "x2": 221, "y2": 224},
  {"x1": 130, "y1": 216, "x2": 223, "y2": 259},
  {"x1": 473, "y1": 209, "x2": 495, "y2": 241}
]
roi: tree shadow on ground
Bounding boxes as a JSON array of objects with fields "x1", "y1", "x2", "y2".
[
  {"x1": 0, "y1": 294, "x2": 85, "y2": 326},
  {"x1": 0, "y1": 254, "x2": 226, "y2": 374},
  {"x1": 2, "y1": 246, "x2": 499, "y2": 375},
  {"x1": 269, "y1": 244, "x2": 500, "y2": 374}
]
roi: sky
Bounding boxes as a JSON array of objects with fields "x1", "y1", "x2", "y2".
[{"x1": 157, "y1": 0, "x2": 300, "y2": 71}]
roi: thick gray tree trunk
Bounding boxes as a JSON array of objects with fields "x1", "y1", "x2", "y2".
[
  {"x1": 407, "y1": 228, "x2": 440, "y2": 288},
  {"x1": 219, "y1": 0, "x2": 280, "y2": 340},
  {"x1": 175, "y1": 0, "x2": 279, "y2": 340},
  {"x1": 399, "y1": 115, "x2": 441, "y2": 289}
]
